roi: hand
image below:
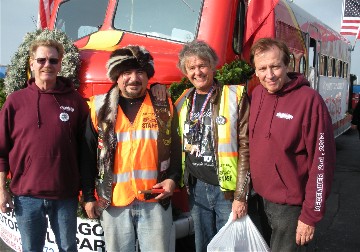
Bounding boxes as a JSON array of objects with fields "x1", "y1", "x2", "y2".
[
  {"x1": 351, "y1": 124, "x2": 357, "y2": 130},
  {"x1": 296, "y1": 220, "x2": 315, "y2": 245},
  {"x1": 84, "y1": 201, "x2": 100, "y2": 219},
  {"x1": 0, "y1": 189, "x2": 14, "y2": 213},
  {"x1": 150, "y1": 83, "x2": 168, "y2": 101},
  {"x1": 232, "y1": 199, "x2": 247, "y2": 220},
  {"x1": 153, "y1": 179, "x2": 176, "y2": 200}
]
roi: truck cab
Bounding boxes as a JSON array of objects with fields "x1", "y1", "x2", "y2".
[{"x1": 50, "y1": 0, "x2": 246, "y2": 98}]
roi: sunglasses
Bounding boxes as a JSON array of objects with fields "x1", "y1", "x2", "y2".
[{"x1": 34, "y1": 58, "x2": 60, "y2": 65}]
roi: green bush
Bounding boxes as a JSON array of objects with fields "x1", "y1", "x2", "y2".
[
  {"x1": 215, "y1": 59, "x2": 254, "y2": 85},
  {"x1": 169, "y1": 59, "x2": 254, "y2": 102},
  {"x1": 168, "y1": 77, "x2": 193, "y2": 103},
  {"x1": 4, "y1": 29, "x2": 80, "y2": 96},
  {"x1": 0, "y1": 78, "x2": 6, "y2": 109}
]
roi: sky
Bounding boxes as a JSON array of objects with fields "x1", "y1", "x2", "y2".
[
  {"x1": 0, "y1": 0, "x2": 359, "y2": 80},
  {"x1": 0, "y1": 0, "x2": 39, "y2": 65}
]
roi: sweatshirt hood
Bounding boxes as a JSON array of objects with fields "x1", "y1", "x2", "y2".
[
  {"x1": 276, "y1": 72, "x2": 310, "y2": 95},
  {"x1": 251, "y1": 72, "x2": 310, "y2": 139},
  {"x1": 27, "y1": 76, "x2": 76, "y2": 128}
]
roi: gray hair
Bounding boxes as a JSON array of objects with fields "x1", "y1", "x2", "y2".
[{"x1": 177, "y1": 40, "x2": 218, "y2": 74}]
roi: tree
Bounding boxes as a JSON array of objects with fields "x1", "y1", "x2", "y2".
[{"x1": 0, "y1": 78, "x2": 5, "y2": 109}]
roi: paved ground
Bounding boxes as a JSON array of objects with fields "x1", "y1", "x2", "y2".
[
  {"x1": 307, "y1": 129, "x2": 360, "y2": 251},
  {"x1": 1, "y1": 129, "x2": 360, "y2": 251}
]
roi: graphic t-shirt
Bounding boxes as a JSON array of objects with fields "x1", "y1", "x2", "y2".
[{"x1": 185, "y1": 93, "x2": 218, "y2": 185}]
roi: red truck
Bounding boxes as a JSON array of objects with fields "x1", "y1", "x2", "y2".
[{"x1": 30, "y1": 0, "x2": 353, "y2": 250}]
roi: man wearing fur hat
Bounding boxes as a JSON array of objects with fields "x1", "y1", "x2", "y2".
[{"x1": 80, "y1": 45, "x2": 181, "y2": 251}]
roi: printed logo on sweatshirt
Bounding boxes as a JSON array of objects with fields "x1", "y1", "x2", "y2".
[
  {"x1": 276, "y1": 112, "x2": 293, "y2": 120},
  {"x1": 314, "y1": 173, "x2": 324, "y2": 212},
  {"x1": 315, "y1": 133, "x2": 326, "y2": 212},
  {"x1": 59, "y1": 106, "x2": 75, "y2": 122},
  {"x1": 60, "y1": 106, "x2": 75, "y2": 112}
]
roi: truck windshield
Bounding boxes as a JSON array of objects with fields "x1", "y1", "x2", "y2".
[
  {"x1": 113, "y1": 0, "x2": 203, "y2": 42},
  {"x1": 55, "y1": 0, "x2": 108, "y2": 41}
]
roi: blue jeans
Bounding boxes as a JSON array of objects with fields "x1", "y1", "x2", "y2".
[
  {"x1": 263, "y1": 199, "x2": 307, "y2": 252},
  {"x1": 100, "y1": 201, "x2": 173, "y2": 252},
  {"x1": 189, "y1": 179, "x2": 232, "y2": 252},
  {"x1": 14, "y1": 196, "x2": 78, "y2": 252}
]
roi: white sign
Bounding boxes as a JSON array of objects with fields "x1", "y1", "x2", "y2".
[{"x1": 0, "y1": 210, "x2": 106, "y2": 252}]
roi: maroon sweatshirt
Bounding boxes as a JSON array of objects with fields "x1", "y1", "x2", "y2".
[
  {"x1": 0, "y1": 77, "x2": 89, "y2": 199},
  {"x1": 249, "y1": 73, "x2": 336, "y2": 226}
]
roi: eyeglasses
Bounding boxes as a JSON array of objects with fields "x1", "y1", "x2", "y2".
[{"x1": 34, "y1": 58, "x2": 60, "y2": 65}]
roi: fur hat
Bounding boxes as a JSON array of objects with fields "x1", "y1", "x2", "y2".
[{"x1": 106, "y1": 45, "x2": 155, "y2": 82}]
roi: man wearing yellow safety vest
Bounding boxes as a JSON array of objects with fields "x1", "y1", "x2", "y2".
[
  {"x1": 79, "y1": 45, "x2": 181, "y2": 252},
  {"x1": 154, "y1": 40, "x2": 251, "y2": 252}
]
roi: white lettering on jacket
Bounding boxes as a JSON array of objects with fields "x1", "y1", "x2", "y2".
[
  {"x1": 315, "y1": 132, "x2": 326, "y2": 212},
  {"x1": 314, "y1": 173, "x2": 324, "y2": 211},
  {"x1": 60, "y1": 106, "x2": 75, "y2": 112},
  {"x1": 275, "y1": 112, "x2": 293, "y2": 120}
]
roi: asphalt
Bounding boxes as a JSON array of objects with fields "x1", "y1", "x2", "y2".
[
  {"x1": 1, "y1": 129, "x2": 360, "y2": 252},
  {"x1": 307, "y1": 129, "x2": 360, "y2": 251}
]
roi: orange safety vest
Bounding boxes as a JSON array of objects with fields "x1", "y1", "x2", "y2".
[{"x1": 91, "y1": 93, "x2": 160, "y2": 206}]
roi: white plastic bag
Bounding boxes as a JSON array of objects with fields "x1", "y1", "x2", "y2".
[{"x1": 207, "y1": 213, "x2": 270, "y2": 252}]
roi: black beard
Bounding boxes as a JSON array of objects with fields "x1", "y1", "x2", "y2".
[
  {"x1": 124, "y1": 90, "x2": 143, "y2": 98},
  {"x1": 124, "y1": 81, "x2": 144, "y2": 98}
]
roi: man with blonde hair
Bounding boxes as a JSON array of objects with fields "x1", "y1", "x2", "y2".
[{"x1": 0, "y1": 39, "x2": 89, "y2": 252}]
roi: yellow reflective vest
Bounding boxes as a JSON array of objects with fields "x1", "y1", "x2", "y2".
[{"x1": 175, "y1": 85, "x2": 245, "y2": 191}]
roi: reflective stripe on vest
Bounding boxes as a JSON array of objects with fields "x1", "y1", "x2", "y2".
[
  {"x1": 217, "y1": 85, "x2": 243, "y2": 191},
  {"x1": 175, "y1": 88, "x2": 194, "y2": 187},
  {"x1": 176, "y1": 85, "x2": 244, "y2": 191},
  {"x1": 113, "y1": 170, "x2": 158, "y2": 183},
  {"x1": 116, "y1": 129, "x2": 158, "y2": 141}
]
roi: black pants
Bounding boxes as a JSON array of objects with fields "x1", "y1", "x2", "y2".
[{"x1": 263, "y1": 199, "x2": 308, "y2": 252}]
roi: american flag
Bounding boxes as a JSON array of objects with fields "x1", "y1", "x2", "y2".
[
  {"x1": 38, "y1": 0, "x2": 54, "y2": 29},
  {"x1": 340, "y1": 0, "x2": 360, "y2": 39}
]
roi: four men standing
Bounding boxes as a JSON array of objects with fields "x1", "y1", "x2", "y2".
[{"x1": 0, "y1": 38, "x2": 336, "y2": 252}]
